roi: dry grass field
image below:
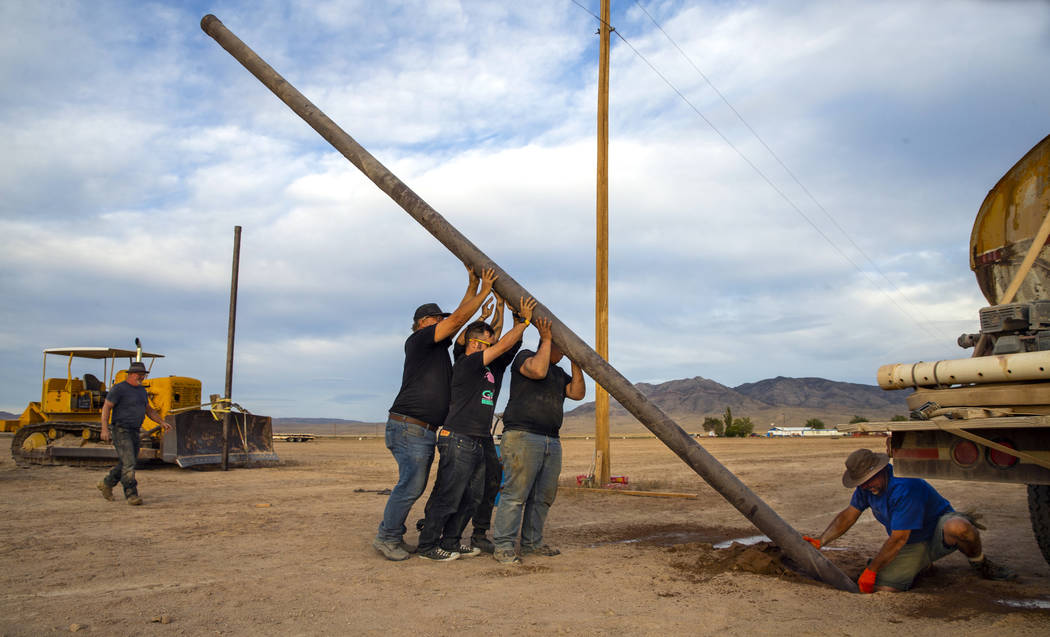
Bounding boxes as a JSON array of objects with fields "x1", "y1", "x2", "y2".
[{"x1": 1, "y1": 435, "x2": 1048, "y2": 635}]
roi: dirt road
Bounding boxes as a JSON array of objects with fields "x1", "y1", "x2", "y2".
[{"x1": 1, "y1": 436, "x2": 1047, "y2": 635}]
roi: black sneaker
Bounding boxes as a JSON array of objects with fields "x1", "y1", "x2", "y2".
[
  {"x1": 451, "y1": 544, "x2": 481, "y2": 557},
  {"x1": 971, "y1": 558, "x2": 1017, "y2": 581},
  {"x1": 418, "y1": 547, "x2": 460, "y2": 562},
  {"x1": 471, "y1": 535, "x2": 495, "y2": 554}
]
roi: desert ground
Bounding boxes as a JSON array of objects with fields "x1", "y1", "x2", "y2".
[{"x1": 1, "y1": 434, "x2": 1048, "y2": 636}]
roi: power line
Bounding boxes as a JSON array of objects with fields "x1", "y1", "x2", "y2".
[{"x1": 570, "y1": 0, "x2": 946, "y2": 341}]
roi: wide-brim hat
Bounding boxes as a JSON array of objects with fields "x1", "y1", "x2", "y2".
[
  {"x1": 842, "y1": 448, "x2": 890, "y2": 488},
  {"x1": 413, "y1": 303, "x2": 451, "y2": 321},
  {"x1": 126, "y1": 361, "x2": 149, "y2": 375}
]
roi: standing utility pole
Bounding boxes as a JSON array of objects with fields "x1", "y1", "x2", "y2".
[
  {"x1": 222, "y1": 225, "x2": 242, "y2": 470},
  {"x1": 595, "y1": 0, "x2": 612, "y2": 486}
]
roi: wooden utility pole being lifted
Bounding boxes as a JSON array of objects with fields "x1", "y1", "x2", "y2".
[
  {"x1": 594, "y1": 0, "x2": 612, "y2": 486},
  {"x1": 200, "y1": 13, "x2": 858, "y2": 592}
]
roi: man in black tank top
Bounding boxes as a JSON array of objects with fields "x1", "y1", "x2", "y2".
[
  {"x1": 373, "y1": 266, "x2": 497, "y2": 562},
  {"x1": 492, "y1": 317, "x2": 584, "y2": 563}
]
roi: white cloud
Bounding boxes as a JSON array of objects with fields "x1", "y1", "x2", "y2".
[{"x1": 1, "y1": 0, "x2": 1048, "y2": 422}]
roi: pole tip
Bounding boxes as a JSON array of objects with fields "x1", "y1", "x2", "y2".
[{"x1": 201, "y1": 14, "x2": 221, "y2": 33}]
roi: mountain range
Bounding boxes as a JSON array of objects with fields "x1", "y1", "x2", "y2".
[
  {"x1": 560, "y1": 375, "x2": 909, "y2": 435},
  {"x1": 0, "y1": 376, "x2": 911, "y2": 436}
]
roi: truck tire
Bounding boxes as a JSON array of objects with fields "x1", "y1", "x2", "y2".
[{"x1": 1027, "y1": 484, "x2": 1050, "y2": 568}]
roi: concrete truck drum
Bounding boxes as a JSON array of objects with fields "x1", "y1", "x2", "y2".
[
  {"x1": 7, "y1": 345, "x2": 277, "y2": 468},
  {"x1": 840, "y1": 134, "x2": 1050, "y2": 567}
]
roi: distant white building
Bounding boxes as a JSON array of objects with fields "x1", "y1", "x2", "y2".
[{"x1": 765, "y1": 426, "x2": 838, "y2": 438}]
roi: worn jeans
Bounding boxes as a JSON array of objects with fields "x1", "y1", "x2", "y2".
[
  {"x1": 470, "y1": 435, "x2": 502, "y2": 537},
  {"x1": 377, "y1": 417, "x2": 437, "y2": 543},
  {"x1": 103, "y1": 426, "x2": 141, "y2": 497},
  {"x1": 493, "y1": 430, "x2": 562, "y2": 551},
  {"x1": 417, "y1": 430, "x2": 485, "y2": 553}
]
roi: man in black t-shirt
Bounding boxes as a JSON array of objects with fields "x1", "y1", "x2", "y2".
[
  {"x1": 97, "y1": 361, "x2": 172, "y2": 506},
  {"x1": 415, "y1": 297, "x2": 536, "y2": 562},
  {"x1": 492, "y1": 317, "x2": 584, "y2": 563},
  {"x1": 373, "y1": 266, "x2": 497, "y2": 562}
]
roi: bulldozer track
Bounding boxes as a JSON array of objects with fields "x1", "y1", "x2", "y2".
[{"x1": 11, "y1": 422, "x2": 142, "y2": 468}]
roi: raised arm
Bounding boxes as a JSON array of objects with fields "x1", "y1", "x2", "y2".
[
  {"x1": 519, "y1": 317, "x2": 553, "y2": 380},
  {"x1": 482, "y1": 297, "x2": 535, "y2": 366},
  {"x1": 489, "y1": 292, "x2": 505, "y2": 340},
  {"x1": 435, "y1": 267, "x2": 497, "y2": 343},
  {"x1": 456, "y1": 294, "x2": 494, "y2": 347},
  {"x1": 565, "y1": 359, "x2": 585, "y2": 400}
]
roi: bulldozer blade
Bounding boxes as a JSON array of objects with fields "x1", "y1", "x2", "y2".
[{"x1": 167, "y1": 410, "x2": 278, "y2": 468}]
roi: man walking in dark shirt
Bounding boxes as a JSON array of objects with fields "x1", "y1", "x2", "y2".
[
  {"x1": 97, "y1": 361, "x2": 172, "y2": 506},
  {"x1": 415, "y1": 297, "x2": 536, "y2": 561},
  {"x1": 373, "y1": 266, "x2": 497, "y2": 561},
  {"x1": 492, "y1": 317, "x2": 584, "y2": 563}
]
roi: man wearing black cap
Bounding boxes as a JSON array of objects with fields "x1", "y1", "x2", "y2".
[
  {"x1": 97, "y1": 361, "x2": 172, "y2": 506},
  {"x1": 373, "y1": 265, "x2": 498, "y2": 561},
  {"x1": 803, "y1": 448, "x2": 1016, "y2": 592}
]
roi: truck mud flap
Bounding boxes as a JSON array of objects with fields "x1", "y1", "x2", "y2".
[{"x1": 166, "y1": 410, "x2": 279, "y2": 468}]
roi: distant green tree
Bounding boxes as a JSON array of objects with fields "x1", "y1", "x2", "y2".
[
  {"x1": 725, "y1": 417, "x2": 754, "y2": 438},
  {"x1": 723, "y1": 407, "x2": 733, "y2": 437},
  {"x1": 890, "y1": 414, "x2": 908, "y2": 421},
  {"x1": 849, "y1": 415, "x2": 868, "y2": 424},
  {"x1": 805, "y1": 418, "x2": 826, "y2": 430},
  {"x1": 702, "y1": 416, "x2": 724, "y2": 436}
]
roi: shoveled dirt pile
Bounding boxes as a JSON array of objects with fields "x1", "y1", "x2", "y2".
[{"x1": 668, "y1": 541, "x2": 797, "y2": 581}]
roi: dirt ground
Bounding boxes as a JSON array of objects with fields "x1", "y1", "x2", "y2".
[{"x1": 1, "y1": 434, "x2": 1048, "y2": 636}]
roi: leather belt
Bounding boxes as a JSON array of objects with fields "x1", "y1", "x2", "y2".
[{"x1": 389, "y1": 412, "x2": 440, "y2": 432}]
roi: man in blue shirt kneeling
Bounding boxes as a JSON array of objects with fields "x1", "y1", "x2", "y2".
[{"x1": 803, "y1": 448, "x2": 1016, "y2": 592}]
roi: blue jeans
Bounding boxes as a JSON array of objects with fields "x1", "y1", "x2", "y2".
[
  {"x1": 417, "y1": 430, "x2": 484, "y2": 553},
  {"x1": 493, "y1": 430, "x2": 562, "y2": 551},
  {"x1": 103, "y1": 427, "x2": 141, "y2": 497},
  {"x1": 470, "y1": 436, "x2": 502, "y2": 537},
  {"x1": 377, "y1": 417, "x2": 436, "y2": 543}
]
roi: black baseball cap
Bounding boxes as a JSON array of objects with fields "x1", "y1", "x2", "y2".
[{"x1": 413, "y1": 303, "x2": 451, "y2": 321}]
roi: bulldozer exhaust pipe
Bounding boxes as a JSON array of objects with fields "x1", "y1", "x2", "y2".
[{"x1": 200, "y1": 14, "x2": 857, "y2": 592}]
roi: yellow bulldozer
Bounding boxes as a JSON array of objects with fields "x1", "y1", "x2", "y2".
[{"x1": 5, "y1": 346, "x2": 277, "y2": 468}]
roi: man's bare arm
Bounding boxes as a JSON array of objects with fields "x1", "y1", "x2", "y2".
[
  {"x1": 490, "y1": 292, "x2": 505, "y2": 340},
  {"x1": 456, "y1": 295, "x2": 494, "y2": 347},
  {"x1": 435, "y1": 267, "x2": 497, "y2": 342},
  {"x1": 816, "y1": 506, "x2": 863, "y2": 546},
  {"x1": 519, "y1": 317, "x2": 553, "y2": 380},
  {"x1": 482, "y1": 297, "x2": 535, "y2": 366},
  {"x1": 100, "y1": 400, "x2": 113, "y2": 442},
  {"x1": 868, "y1": 529, "x2": 910, "y2": 574},
  {"x1": 565, "y1": 360, "x2": 585, "y2": 400},
  {"x1": 146, "y1": 404, "x2": 173, "y2": 431}
]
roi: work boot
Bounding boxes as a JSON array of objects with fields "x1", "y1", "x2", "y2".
[
  {"x1": 521, "y1": 544, "x2": 561, "y2": 557},
  {"x1": 97, "y1": 480, "x2": 114, "y2": 501},
  {"x1": 126, "y1": 495, "x2": 143, "y2": 506},
  {"x1": 470, "y1": 534, "x2": 495, "y2": 554},
  {"x1": 971, "y1": 557, "x2": 1017, "y2": 581},
  {"x1": 493, "y1": 548, "x2": 521, "y2": 564},
  {"x1": 398, "y1": 540, "x2": 417, "y2": 554},
  {"x1": 372, "y1": 537, "x2": 410, "y2": 562}
]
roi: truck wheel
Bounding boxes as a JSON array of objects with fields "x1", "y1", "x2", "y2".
[{"x1": 1027, "y1": 484, "x2": 1050, "y2": 568}]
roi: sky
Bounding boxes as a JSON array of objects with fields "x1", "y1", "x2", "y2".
[{"x1": 1, "y1": 0, "x2": 1049, "y2": 421}]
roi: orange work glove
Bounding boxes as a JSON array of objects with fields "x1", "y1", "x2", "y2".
[
  {"x1": 857, "y1": 568, "x2": 877, "y2": 593},
  {"x1": 802, "y1": 535, "x2": 821, "y2": 549}
]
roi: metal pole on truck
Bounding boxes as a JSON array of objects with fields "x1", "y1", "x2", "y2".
[{"x1": 200, "y1": 14, "x2": 857, "y2": 592}]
